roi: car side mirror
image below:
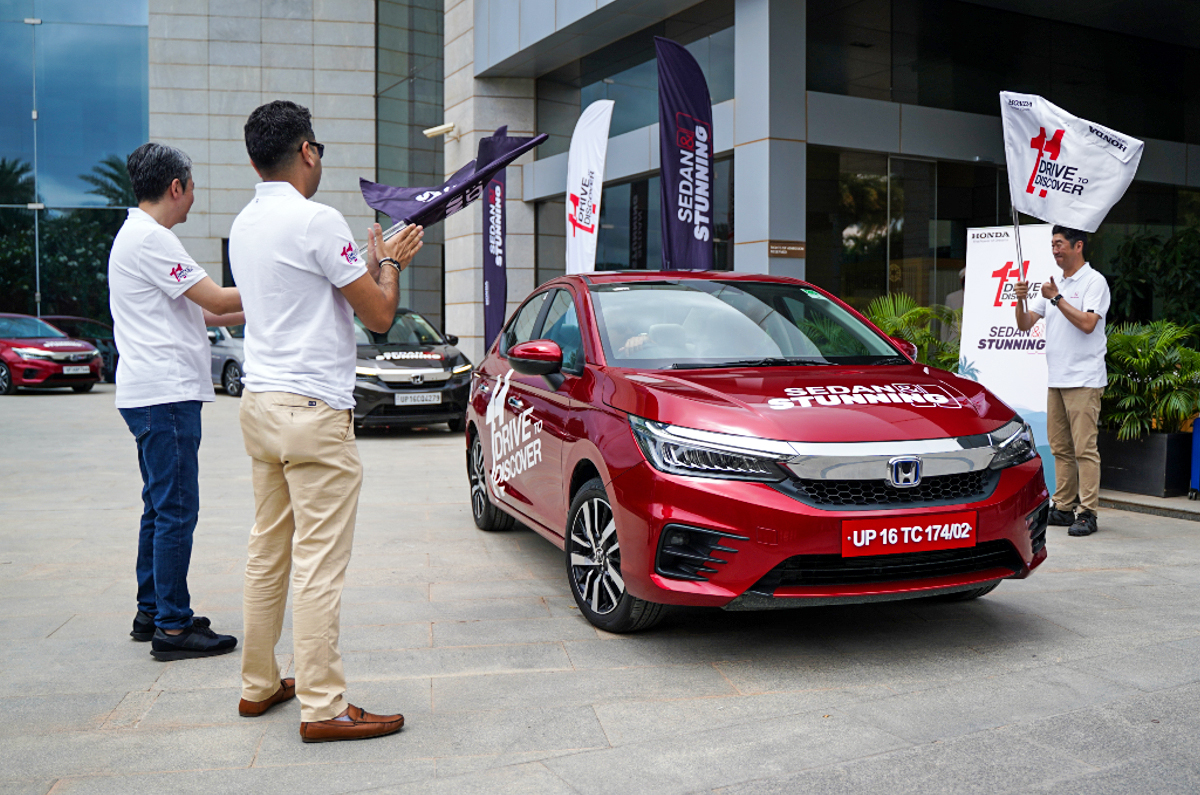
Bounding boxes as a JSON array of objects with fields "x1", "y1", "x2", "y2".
[
  {"x1": 891, "y1": 336, "x2": 919, "y2": 361},
  {"x1": 508, "y1": 339, "x2": 563, "y2": 376},
  {"x1": 445, "y1": 334, "x2": 459, "y2": 346},
  {"x1": 207, "y1": 330, "x2": 217, "y2": 344}
]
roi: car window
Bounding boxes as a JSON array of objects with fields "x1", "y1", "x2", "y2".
[
  {"x1": 0, "y1": 316, "x2": 68, "y2": 338},
  {"x1": 225, "y1": 324, "x2": 245, "y2": 339},
  {"x1": 501, "y1": 291, "x2": 550, "y2": 354},
  {"x1": 207, "y1": 327, "x2": 224, "y2": 341},
  {"x1": 354, "y1": 312, "x2": 444, "y2": 346},
  {"x1": 78, "y1": 321, "x2": 112, "y2": 338},
  {"x1": 538, "y1": 290, "x2": 584, "y2": 373}
]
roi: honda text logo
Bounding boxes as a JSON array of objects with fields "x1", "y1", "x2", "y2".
[{"x1": 888, "y1": 457, "x2": 922, "y2": 488}]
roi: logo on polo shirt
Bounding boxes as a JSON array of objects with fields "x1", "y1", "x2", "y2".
[
  {"x1": 169, "y1": 263, "x2": 195, "y2": 283},
  {"x1": 341, "y1": 244, "x2": 360, "y2": 265}
]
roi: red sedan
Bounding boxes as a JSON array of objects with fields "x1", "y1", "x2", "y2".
[
  {"x1": 465, "y1": 273, "x2": 1049, "y2": 632},
  {"x1": 0, "y1": 313, "x2": 102, "y2": 395}
]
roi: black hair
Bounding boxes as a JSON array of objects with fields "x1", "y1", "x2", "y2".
[
  {"x1": 126, "y1": 143, "x2": 192, "y2": 203},
  {"x1": 244, "y1": 100, "x2": 314, "y2": 173},
  {"x1": 1052, "y1": 225, "x2": 1088, "y2": 252}
]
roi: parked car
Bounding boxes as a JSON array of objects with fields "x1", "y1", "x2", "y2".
[
  {"x1": 465, "y1": 272, "x2": 1050, "y2": 632},
  {"x1": 0, "y1": 313, "x2": 102, "y2": 394},
  {"x1": 207, "y1": 325, "x2": 246, "y2": 397},
  {"x1": 353, "y1": 308, "x2": 472, "y2": 431},
  {"x1": 41, "y1": 315, "x2": 118, "y2": 382}
]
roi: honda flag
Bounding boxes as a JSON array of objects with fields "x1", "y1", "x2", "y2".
[
  {"x1": 565, "y1": 100, "x2": 614, "y2": 274},
  {"x1": 1000, "y1": 91, "x2": 1143, "y2": 234},
  {"x1": 656, "y1": 36, "x2": 713, "y2": 270},
  {"x1": 483, "y1": 171, "x2": 506, "y2": 350}
]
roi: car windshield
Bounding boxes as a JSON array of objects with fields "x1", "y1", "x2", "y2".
[
  {"x1": 225, "y1": 325, "x2": 245, "y2": 339},
  {"x1": 0, "y1": 316, "x2": 68, "y2": 339},
  {"x1": 590, "y1": 280, "x2": 904, "y2": 369},
  {"x1": 354, "y1": 311, "x2": 444, "y2": 346}
]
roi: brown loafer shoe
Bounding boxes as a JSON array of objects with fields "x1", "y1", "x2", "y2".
[
  {"x1": 299, "y1": 703, "x2": 404, "y2": 743},
  {"x1": 239, "y1": 678, "x2": 296, "y2": 717}
]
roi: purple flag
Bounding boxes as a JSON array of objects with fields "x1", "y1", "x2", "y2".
[
  {"x1": 656, "y1": 37, "x2": 714, "y2": 270},
  {"x1": 360, "y1": 126, "x2": 547, "y2": 229},
  {"x1": 483, "y1": 171, "x2": 506, "y2": 349}
]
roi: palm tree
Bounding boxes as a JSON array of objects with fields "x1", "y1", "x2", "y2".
[
  {"x1": 0, "y1": 158, "x2": 35, "y2": 204},
  {"x1": 80, "y1": 154, "x2": 135, "y2": 207}
]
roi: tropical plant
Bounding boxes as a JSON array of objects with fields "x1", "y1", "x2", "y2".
[
  {"x1": 0, "y1": 157, "x2": 35, "y2": 205},
  {"x1": 1102, "y1": 320, "x2": 1200, "y2": 440},
  {"x1": 1105, "y1": 229, "x2": 1159, "y2": 325},
  {"x1": 1157, "y1": 227, "x2": 1200, "y2": 329},
  {"x1": 865, "y1": 292, "x2": 961, "y2": 371},
  {"x1": 80, "y1": 153, "x2": 136, "y2": 207}
]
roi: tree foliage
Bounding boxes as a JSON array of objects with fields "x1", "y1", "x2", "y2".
[
  {"x1": 865, "y1": 292, "x2": 961, "y2": 371},
  {"x1": 1102, "y1": 321, "x2": 1200, "y2": 440},
  {"x1": 80, "y1": 154, "x2": 136, "y2": 208}
]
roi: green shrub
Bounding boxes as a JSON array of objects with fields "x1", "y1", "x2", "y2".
[{"x1": 1102, "y1": 321, "x2": 1200, "y2": 440}]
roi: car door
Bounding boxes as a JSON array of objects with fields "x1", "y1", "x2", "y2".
[{"x1": 207, "y1": 327, "x2": 224, "y2": 382}]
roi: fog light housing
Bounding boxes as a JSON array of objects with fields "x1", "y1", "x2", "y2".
[{"x1": 655, "y1": 524, "x2": 748, "y2": 582}]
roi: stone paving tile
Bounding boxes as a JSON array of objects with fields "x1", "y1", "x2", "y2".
[
  {"x1": 433, "y1": 616, "x2": 599, "y2": 647},
  {"x1": 0, "y1": 692, "x2": 128, "y2": 737},
  {"x1": 48, "y1": 761, "x2": 437, "y2": 795},
  {"x1": 346, "y1": 642, "x2": 574, "y2": 681},
  {"x1": 365, "y1": 761, "x2": 578, "y2": 795}
]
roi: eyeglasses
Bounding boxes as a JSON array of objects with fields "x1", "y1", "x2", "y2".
[{"x1": 299, "y1": 140, "x2": 325, "y2": 158}]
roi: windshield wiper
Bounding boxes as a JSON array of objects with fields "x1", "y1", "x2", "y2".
[{"x1": 669, "y1": 357, "x2": 826, "y2": 370}]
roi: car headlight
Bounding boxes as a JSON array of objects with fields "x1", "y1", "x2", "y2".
[
  {"x1": 629, "y1": 415, "x2": 787, "y2": 482},
  {"x1": 12, "y1": 347, "x2": 52, "y2": 361},
  {"x1": 452, "y1": 363, "x2": 472, "y2": 375},
  {"x1": 355, "y1": 366, "x2": 379, "y2": 377},
  {"x1": 989, "y1": 418, "x2": 1038, "y2": 470}
]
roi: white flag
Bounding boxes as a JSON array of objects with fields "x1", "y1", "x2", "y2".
[
  {"x1": 1000, "y1": 91, "x2": 1143, "y2": 233},
  {"x1": 565, "y1": 100, "x2": 614, "y2": 274}
]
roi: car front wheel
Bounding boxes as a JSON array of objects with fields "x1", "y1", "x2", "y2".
[
  {"x1": 0, "y1": 363, "x2": 15, "y2": 395},
  {"x1": 71, "y1": 383, "x2": 94, "y2": 393},
  {"x1": 467, "y1": 430, "x2": 515, "y2": 532},
  {"x1": 222, "y1": 362, "x2": 244, "y2": 397},
  {"x1": 566, "y1": 477, "x2": 666, "y2": 633}
]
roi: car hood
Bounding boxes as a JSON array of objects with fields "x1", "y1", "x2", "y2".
[
  {"x1": 602, "y1": 364, "x2": 1014, "y2": 443},
  {"x1": 357, "y1": 343, "x2": 463, "y2": 369},
  {"x1": 1, "y1": 337, "x2": 96, "y2": 353}
]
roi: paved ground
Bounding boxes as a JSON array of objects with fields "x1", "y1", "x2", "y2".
[{"x1": 2, "y1": 384, "x2": 1200, "y2": 794}]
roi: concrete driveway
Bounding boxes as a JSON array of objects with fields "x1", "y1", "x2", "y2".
[{"x1": 2, "y1": 384, "x2": 1199, "y2": 794}]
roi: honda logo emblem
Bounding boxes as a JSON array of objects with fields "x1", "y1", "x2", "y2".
[
  {"x1": 410, "y1": 374, "x2": 424, "y2": 385},
  {"x1": 887, "y1": 457, "x2": 922, "y2": 488}
]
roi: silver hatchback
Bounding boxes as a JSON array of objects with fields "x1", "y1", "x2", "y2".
[{"x1": 207, "y1": 325, "x2": 245, "y2": 397}]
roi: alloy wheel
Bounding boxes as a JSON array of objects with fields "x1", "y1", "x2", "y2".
[
  {"x1": 568, "y1": 496, "x2": 624, "y2": 616},
  {"x1": 223, "y1": 363, "x2": 243, "y2": 396},
  {"x1": 0, "y1": 363, "x2": 12, "y2": 395},
  {"x1": 469, "y1": 435, "x2": 488, "y2": 520}
]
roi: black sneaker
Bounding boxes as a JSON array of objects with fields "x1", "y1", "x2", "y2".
[
  {"x1": 132, "y1": 613, "x2": 211, "y2": 642},
  {"x1": 1068, "y1": 510, "x2": 1098, "y2": 537},
  {"x1": 1048, "y1": 507, "x2": 1076, "y2": 526},
  {"x1": 150, "y1": 623, "x2": 237, "y2": 661}
]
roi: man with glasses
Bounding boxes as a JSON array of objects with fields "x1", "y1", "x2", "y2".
[
  {"x1": 229, "y1": 100, "x2": 424, "y2": 742},
  {"x1": 1014, "y1": 226, "x2": 1111, "y2": 537}
]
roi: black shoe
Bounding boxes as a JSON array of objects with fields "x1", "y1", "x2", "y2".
[
  {"x1": 132, "y1": 613, "x2": 211, "y2": 642},
  {"x1": 1068, "y1": 510, "x2": 1098, "y2": 537},
  {"x1": 150, "y1": 623, "x2": 237, "y2": 661},
  {"x1": 1048, "y1": 508, "x2": 1076, "y2": 526}
]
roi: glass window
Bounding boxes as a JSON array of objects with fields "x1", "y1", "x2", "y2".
[
  {"x1": 0, "y1": 1, "x2": 33, "y2": 23},
  {"x1": 0, "y1": 207, "x2": 35, "y2": 315},
  {"x1": 590, "y1": 280, "x2": 900, "y2": 369},
  {"x1": 34, "y1": 0, "x2": 147, "y2": 25},
  {"x1": 355, "y1": 311, "x2": 445, "y2": 346},
  {"x1": 0, "y1": 21, "x2": 35, "y2": 204},
  {"x1": 538, "y1": 290, "x2": 584, "y2": 373},
  {"x1": 37, "y1": 208, "x2": 123, "y2": 322},
  {"x1": 0, "y1": 313, "x2": 66, "y2": 337},
  {"x1": 501, "y1": 291, "x2": 550, "y2": 354}
]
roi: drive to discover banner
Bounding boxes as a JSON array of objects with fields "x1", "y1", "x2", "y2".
[
  {"x1": 565, "y1": 100, "x2": 614, "y2": 275},
  {"x1": 960, "y1": 223, "x2": 1056, "y2": 481}
]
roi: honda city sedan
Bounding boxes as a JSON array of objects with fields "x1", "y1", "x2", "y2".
[
  {"x1": 353, "y1": 309, "x2": 472, "y2": 431},
  {"x1": 207, "y1": 325, "x2": 246, "y2": 397},
  {"x1": 0, "y1": 313, "x2": 102, "y2": 394},
  {"x1": 464, "y1": 272, "x2": 1049, "y2": 632}
]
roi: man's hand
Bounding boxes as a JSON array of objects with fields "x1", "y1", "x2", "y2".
[
  {"x1": 1014, "y1": 280, "x2": 1030, "y2": 300},
  {"x1": 1041, "y1": 276, "x2": 1060, "y2": 300},
  {"x1": 1013, "y1": 280, "x2": 1041, "y2": 332},
  {"x1": 367, "y1": 223, "x2": 423, "y2": 281}
]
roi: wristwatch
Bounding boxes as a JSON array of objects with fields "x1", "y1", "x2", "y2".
[{"x1": 1050, "y1": 295, "x2": 1063, "y2": 307}]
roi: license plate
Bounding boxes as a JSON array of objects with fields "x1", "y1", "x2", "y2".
[
  {"x1": 395, "y1": 392, "x2": 441, "y2": 406},
  {"x1": 63, "y1": 366, "x2": 90, "y2": 375},
  {"x1": 842, "y1": 511, "x2": 977, "y2": 557}
]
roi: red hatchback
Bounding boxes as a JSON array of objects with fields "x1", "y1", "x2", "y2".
[
  {"x1": 0, "y1": 313, "x2": 102, "y2": 395},
  {"x1": 465, "y1": 273, "x2": 1049, "y2": 632}
]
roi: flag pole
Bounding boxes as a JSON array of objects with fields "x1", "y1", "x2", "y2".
[{"x1": 1008, "y1": 183, "x2": 1028, "y2": 314}]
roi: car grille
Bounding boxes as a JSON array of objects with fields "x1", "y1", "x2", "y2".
[
  {"x1": 747, "y1": 540, "x2": 1024, "y2": 594},
  {"x1": 791, "y1": 470, "x2": 992, "y2": 508}
]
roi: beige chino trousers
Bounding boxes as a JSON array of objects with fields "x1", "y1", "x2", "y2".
[
  {"x1": 1046, "y1": 386, "x2": 1103, "y2": 516},
  {"x1": 239, "y1": 390, "x2": 363, "y2": 722}
]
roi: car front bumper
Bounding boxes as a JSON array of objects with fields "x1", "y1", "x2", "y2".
[
  {"x1": 607, "y1": 457, "x2": 1049, "y2": 608},
  {"x1": 353, "y1": 376, "x2": 471, "y2": 427},
  {"x1": 6, "y1": 356, "x2": 102, "y2": 388}
]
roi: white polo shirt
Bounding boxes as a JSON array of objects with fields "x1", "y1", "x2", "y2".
[
  {"x1": 1029, "y1": 262, "x2": 1110, "y2": 389},
  {"x1": 108, "y1": 207, "x2": 214, "y2": 409},
  {"x1": 228, "y1": 182, "x2": 367, "y2": 410}
]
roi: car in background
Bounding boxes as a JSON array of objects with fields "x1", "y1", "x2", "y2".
[
  {"x1": 464, "y1": 272, "x2": 1049, "y2": 632},
  {"x1": 353, "y1": 308, "x2": 472, "y2": 431},
  {"x1": 207, "y1": 325, "x2": 246, "y2": 397},
  {"x1": 41, "y1": 315, "x2": 119, "y2": 383},
  {"x1": 0, "y1": 313, "x2": 102, "y2": 394}
]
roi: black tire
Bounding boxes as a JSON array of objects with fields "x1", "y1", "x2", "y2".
[
  {"x1": 71, "y1": 383, "x2": 94, "y2": 393},
  {"x1": 467, "y1": 429, "x2": 516, "y2": 532},
  {"x1": 565, "y1": 477, "x2": 667, "y2": 633},
  {"x1": 934, "y1": 581, "x2": 1001, "y2": 602},
  {"x1": 0, "y1": 363, "x2": 15, "y2": 395},
  {"x1": 222, "y1": 361, "x2": 244, "y2": 397},
  {"x1": 447, "y1": 415, "x2": 465, "y2": 433}
]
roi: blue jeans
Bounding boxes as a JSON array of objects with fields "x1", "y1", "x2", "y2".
[{"x1": 119, "y1": 401, "x2": 203, "y2": 630}]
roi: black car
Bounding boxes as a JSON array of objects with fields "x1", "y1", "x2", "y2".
[
  {"x1": 353, "y1": 309, "x2": 472, "y2": 431},
  {"x1": 42, "y1": 315, "x2": 118, "y2": 382}
]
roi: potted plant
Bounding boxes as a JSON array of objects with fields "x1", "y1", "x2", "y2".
[
  {"x1": 1099, "y1": 321, "x2": 1200, "y2": 497},
  {"x1": 865, "y1": 293, "x2": 961, "y2": 371}
]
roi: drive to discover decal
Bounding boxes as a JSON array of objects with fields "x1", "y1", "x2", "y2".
[
  {"x1": 767, "y1": 382, "x2": 966, "y2": 411},
  {"x1": 841, "y1": 511, "x2": 977, "y2": 557},
  {"x1": 483, "y1": 370, "x2": 544, "y2": 498}
]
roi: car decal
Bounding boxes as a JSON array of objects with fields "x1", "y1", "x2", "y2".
[
  {"x1": 767, "y1": 382, "x2": 966, "y2": 410},
  {"x1": 483, "y1": 370, "x2": 545, "y2": 499}
]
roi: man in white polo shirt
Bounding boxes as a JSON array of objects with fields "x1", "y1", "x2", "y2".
[
  {"x1": 109, "y1": 142, "x2": 243, "y2": 660},
  {"x1": 1015, "y1": 225, "x2": 1111, "y2": 537},
  {"x1": 229, "y1": 100, "x2": 423, "y2": 743}
]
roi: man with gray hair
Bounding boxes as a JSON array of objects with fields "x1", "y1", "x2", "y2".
[{"x1": 110, "y1": 142, "x2": 244, "y2": 660}]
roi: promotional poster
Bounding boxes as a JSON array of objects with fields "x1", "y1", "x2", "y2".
[
  {"x1": 483, "y1": 171, "x2": 506, "y2": 350},
  {"x1": 960, "y1": 223, "x2": 1056, "y2": 480},
  {"x1": 565, "y1": 100, "x2": 614, "y2": 274}
]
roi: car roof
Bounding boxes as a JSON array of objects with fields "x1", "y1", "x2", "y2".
[
  {"x1": 0, "y1": 312, "x2": 37, "y2": 319},
  {"x1": 544, "y1": 270, "x2": 815, "y2": 288}
]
